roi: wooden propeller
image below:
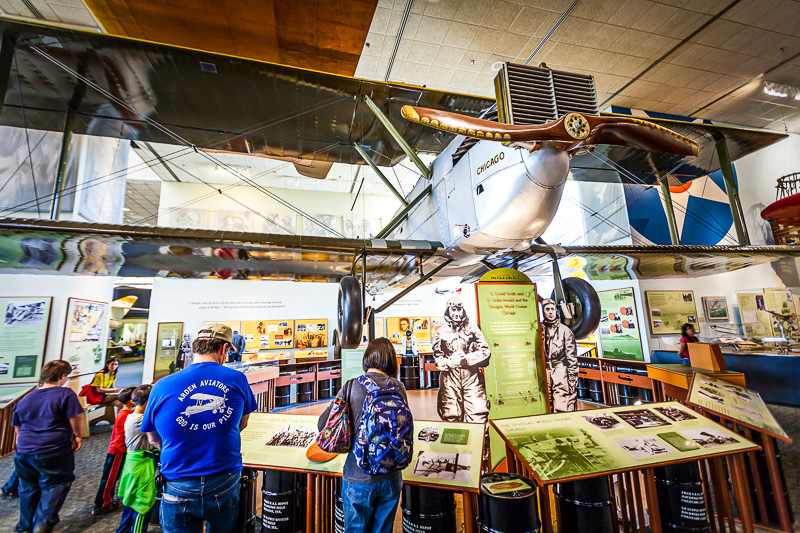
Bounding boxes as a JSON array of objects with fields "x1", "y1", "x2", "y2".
[{"x1": 400, "y1": 105, "x2": 699, "y2": 156}]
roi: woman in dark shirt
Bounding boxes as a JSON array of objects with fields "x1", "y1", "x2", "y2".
[
  {"x1": 678, "y1": 323, "x2": 699, "y2": 364},
  {"x1": 318, "y1": 338, "x2": 408, "y2": 533},
  {"x1": 13, "y1": 360, "x2": 85, "y2": 533}
]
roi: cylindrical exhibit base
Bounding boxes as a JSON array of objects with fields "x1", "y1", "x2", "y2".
[
  {"x1": 261, "y1": 470, "x2": 306, "y2": 533},
  {"x1": 478, "y1": 473, "x2": 540, "y2": 533},
  {"x1": 556, "y1": 477, "x2": 615, "y2": 533},
  {"x1": 401, "y1": 485, "x2": 456, "y2": 533}
]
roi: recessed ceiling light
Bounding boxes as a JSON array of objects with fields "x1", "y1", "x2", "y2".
[{"x1": 470, "y1": 59, "x2": 476, "y2": 65}]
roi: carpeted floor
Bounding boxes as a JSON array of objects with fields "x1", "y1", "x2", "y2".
[{"x1": 0, "y1": 401, "x2": 796, "y2": 532}]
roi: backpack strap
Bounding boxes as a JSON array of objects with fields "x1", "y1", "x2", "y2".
[{"x1": 357, "y1": 374, "x2": 381, "y2": 393}]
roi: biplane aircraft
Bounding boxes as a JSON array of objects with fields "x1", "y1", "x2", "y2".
[
  {"x1": 0, "y1": 18, "x2": 794, "y2": 348},
  {"x1": 180, "y1": 392, "x2": 227, "y2": 417}
]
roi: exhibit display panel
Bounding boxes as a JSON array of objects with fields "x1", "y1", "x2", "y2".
[
  {"x1": 645, "y1": 291, "x2": 698, "y2": 335},
  {"x1": 387, "y1": 316, "x2": 431, "y2": 345},
  {"x1": 688, "y1": 374, "x2": 788, "y2": 440},
  {"x1": 597, "y1": 287, "x2": 644, "y2": 361},
  {"x1": 295, "y1": 349, "x2": 328, "y2": 359},
  {"x1": 491, "y1": 402, "x2": 757, "y2": 484},
  {"x1": 0, "y1": 384, "x2": 35, "y2": 406},
  {"x1": 153, "y1": 322, "x2": 182, "y2": 379},
  {"x1": 294, "y1": 319, "x2": 328, "y2": 349},
  {"x1": 0, "y1": 297, "x2": 51, "y2": 383},
  {"x1": 243, "y1": 320, "x2": 294, "y2": 349},
  {"x1": 61, "y1": 297, "x2": 108, "y2": 376},
  {"x1": 241, "y1": 413, "x2": 484, "y2": 490},
  {"x1": 340, "y1": 348, "x2": 365, "y2": 383}
]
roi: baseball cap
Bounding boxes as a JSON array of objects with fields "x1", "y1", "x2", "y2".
[{"x1": 197, "y1": 323, "x2": 233, "y2": 343}]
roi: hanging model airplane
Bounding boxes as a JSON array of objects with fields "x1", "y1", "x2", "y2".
[{"x1": 0, "y1": 18, "x2": 794, "y2": 349}]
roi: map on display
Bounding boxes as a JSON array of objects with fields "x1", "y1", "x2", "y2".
[
  {"x1": 62, "y1": 298, "x2": 107, "y2": 376},
  {"x1": 404, "y1": 420, "x2": 484, "y2": 491},
  {"x1": 688, "y1": 374, "x2": 789, "y2": 441},
  {"x1": 294, "y1": 320, "x2": 328, "y2": 349},
  {"x1": 597, "y1": 288, "x2": 644, "y2": 361},
  {"x1": 645, "y1": 291, "x2": 698, "y2": 335},
  {"x1": 0, "y1": 297, "x2": 51, "y2": 384},
  {"x1": 241, "y1": 413, "x2": 484, "y2": 490},
  {"x1": 491, "y1": 402, "x2": 757, "y2": 484},
  {"x1": 242, "y1": 320, "x2": 294, "y2": 349}
]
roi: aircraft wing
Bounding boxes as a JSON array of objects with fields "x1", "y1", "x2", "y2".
[
  {"x1": 570, "y1": 113, "x2": 787, "y2": 185},
  {"x1": 0, "y1": 17, "x2": 492, "y2": 168},
  {"x1": 1, "y1": 219, "x2": 797, "y2": 289}
]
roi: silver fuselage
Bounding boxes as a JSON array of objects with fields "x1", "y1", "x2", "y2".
[{"x1": 388, "y1": 137, "x2": 569, "y2": 266}]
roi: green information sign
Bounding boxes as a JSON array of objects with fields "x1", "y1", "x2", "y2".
[
  {"x1": 0, "y1": 297, "x2": 52, "y2": 384},
  {"x1": 491, "y1": 402, "x2": 756, "y2": 484},
  {"x1": 341, "y1": 348, "x2": 365, "y2": 384},
  {"x1": 154, "y1": 322, "x2": 183, "y2": 380},
  {"x1": 645, "y1": 290, "x2": 698, "y2": 335},
  {"x1": 597, "y1": 288, "x2": 644, "y2": 361},
  {"x1": 688, "y1": 374, "x2": 789, "y2": 440}
]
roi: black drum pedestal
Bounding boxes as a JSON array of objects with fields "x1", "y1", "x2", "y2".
[
  {"x1": 317, "y1": 379, "x2": 332, "y2": 400},
  {"x1": 654, "y1": 462, "x2": 709, "y2": 532},
  {"x1": 619, "y1": 384, "x2": 637, "y2": 406},
  {"x1": 556, "y1": 477, "x2": 615, "y2": 533},
  {"x1": 401, "y1": 485, "x2": 456, "y2": 533},
  {"x1": 332, "y1": 377, "x2": 342, "y2": 396},
  {"x1": 478, "y1": 473, "x2": 540, "y2": 533},
  {"x1": 275, "y1": 385, "x2": 290, "y2": 408},
  {"x1": 334, "y1": 478, "x2": 345, "y2": 533},
  {"x1": 237, "y1": 468, "x2": 258, "y2": 533},
  {"x1": 577, "y1": 377, "x2": 590, "y2": 400},
  {"x1": 589, "y1": 380, "x2": 603, "y2": 403},
  {"x1": 261, "y1": 470, "x2": 306, "y2": 533},
  {"x1": 296, "y1": 381, "x2": 313, "y2": 404},
  {"x1": 400, "y1": 355, "x2": 419, "y2": 391}
]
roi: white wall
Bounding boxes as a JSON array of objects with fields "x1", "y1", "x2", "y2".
[
  {"x1": 0, "y1": 273, "x2": 115, "y2": 385},
  {"x1": 144, "y1": 278, "x2": 340, "y2": 382}
]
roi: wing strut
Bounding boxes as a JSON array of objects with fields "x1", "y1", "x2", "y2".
[
  {"x1": 353, "y1": 143, "x2": 408, "y2": 206},
  {"x1": 375, "y1": 259, "x2": 452, "y2": 313},
  {"x1": 375, "y1": 184, "x2": 432, "y2": 239},
  {"x1": 364, "y1": 95, "x2": 432, "y2": 179}
]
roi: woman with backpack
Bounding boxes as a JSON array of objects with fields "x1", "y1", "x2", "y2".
[{"x1": 317, "y1": 337, "x2": 414, "y2": 533}]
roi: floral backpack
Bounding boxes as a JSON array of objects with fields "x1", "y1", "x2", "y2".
[
  {"x1": 353, "y1": 375, "x2": 414, "y2": 474},
  {"x1": 315, "y1": 380, "x2": 354, "y2": 453}
]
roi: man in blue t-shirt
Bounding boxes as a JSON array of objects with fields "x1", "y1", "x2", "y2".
[{"x1": 142, "y1": 323, "x2": 257, "y2": 533}]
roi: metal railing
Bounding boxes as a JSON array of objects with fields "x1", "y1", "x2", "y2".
[{"x1": 776, "y1": 172, "x2": 800, "y2": 201}]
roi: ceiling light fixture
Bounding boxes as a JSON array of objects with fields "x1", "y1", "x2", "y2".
[{"x1": 764, "y1": 81, "x2": 800, "y2": 99}]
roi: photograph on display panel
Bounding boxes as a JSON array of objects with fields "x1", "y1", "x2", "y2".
[
  {"x1": 645, "y1": 290, "x2": 698, "y2": 335},
  {"x1": 294, "y1": 320, "x2": 328, "y2": 349},
  {"x1": 387, "y1": 317, "x2": 431, "y2": 346},
  {"x1": 597, "y1": 287, "x2": 644, "y2": 361},
  {"x1": 62, "y1": 298, "x2": 107, "y2": 376},
  {"x1": 0, "y1": 297, "x2": 52, "y2": 384}
]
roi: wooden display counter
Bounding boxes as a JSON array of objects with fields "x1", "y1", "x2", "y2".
[
  {"x1": 647, "y1": 364, "x2": 745, "y2": 403},
  {"x1": 577, "y1": 356, "x2": 656, "y2": 405}
]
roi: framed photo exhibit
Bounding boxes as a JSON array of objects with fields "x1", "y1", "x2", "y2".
[
  {"x1": 154, "y1": 322, "x2": 183, "y2": 380},
  {"x1": 645, "y1": 290, "x2": 698, "y2": 335},
  {"x1": 597, "y1": 288, "x2": 644, "y2": 361},
  {"x1": 702, "y1": 296, "x2": 729, "y2": 321},
  {"x1": 61, "y1": 298, "x2": 108, "y2": 376},
  {"x1": 242, "y1": 320, "x2": 294, "y2": 350},
  {"x1": 386, "y1": 316, "x2": 431, "y2": 345},
  {"x1": 295, "y1": 319, "x2": 328, "y2": 349},
  {"x1": 0, "y1": 297, "x2": 52, "y2": 383}
]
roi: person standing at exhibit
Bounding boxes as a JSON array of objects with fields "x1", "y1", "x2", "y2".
[
  {"x1": 432, "y1": 296, "x2": 491, "y2": 423},
  {"x1": 317, "y1": 338, "x2": 410, "y2": 533},
  {"x1": 541, "y1": 299, "x2": 578, "y2": 412},
  {"x1": 678, "y1": 323, "x2": 699, "y2": 364},
  {"x1": 13, "y1": 360, "x2": 85, "y2": 533},
  {"x1": 229, "y1": 330, "x2": 246, "y2": 363},
  {"x1": 141, "y1": 324, "x2": 257, "y2": 533}
]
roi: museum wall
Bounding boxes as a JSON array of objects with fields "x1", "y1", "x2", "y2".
[
  {"x1": 144, "y1": 277, "x2": 340, "y2": 382},
  {"x1": 158, "y1": 181, "x2": 402, "y2": 238},
  {"x1": 0, "y1": 273, "x2": 115, "y2": 384}
]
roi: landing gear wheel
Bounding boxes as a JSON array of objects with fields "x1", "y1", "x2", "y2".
[
  {"x1": 550, "y1": 277, "x2": 601, "y2": 340},
  {"x1": 338, "y1": 276, "x2": 363, "y2": 349}
]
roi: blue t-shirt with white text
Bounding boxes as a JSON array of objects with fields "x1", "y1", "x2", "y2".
[{"x1": 141, "y1": 362, "x2": 257, "y2": 479}]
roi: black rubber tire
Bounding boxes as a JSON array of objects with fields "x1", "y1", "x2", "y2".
[
  {"x1": 551, "y1": 277, "x2": 601, "y2": 340},
  {"x1": 338, "y1": 276, "x2": 363, "y2": 349}
]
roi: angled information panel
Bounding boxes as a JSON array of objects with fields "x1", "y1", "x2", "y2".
[
  {"x1": 688, "y1": 374, "x2": 789, "y2": 441},
  {"x1": 491, "y1": 402, "x2": 757, "y2": 485},
  {"x1": 241, "y1": 413, "x2": 484, "y2": 491},
  {"x1": 0, "y1": 297, "x2": 51, "y2": 384}
]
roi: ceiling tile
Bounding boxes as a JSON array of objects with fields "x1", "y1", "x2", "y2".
[
  {"x1": 410, "y1": 0, "x2": 428, "y2": 15},
  {"x1": 703, "y1": 74, "x2": 747, "y2": 94},
  {"x1": 469, "y1": 27, "x2": 506, "y2": 53},
  {"x1": 666, "y1": 43, "x2": 714, "y2": 68},
  {"x1": 423, "y1": 0, "x2": 460, "y2": 20},
  {"x1": 443, "y1": 21, "x2": 480, "y2": 48},
  {"x1": 630, "y1": 3, "x2": 679, "y2": 32},
  {"x1": 606, "y1": 0, "x2": 654, "y2": 28},
  {"x1": 453, "y1": 0, "x2": 492, "y2": 25},
  {"x1": 758, "y1": 35, "x2": 800, "y2": 62},
  {"x1": 433, "y1": 46, "x2": 467, "y2": 69},
  {"x1": 524, "y1": 0, "x2": 574, "y2": 12},
  {"x1": 551, "y1": 16, "x2": 602, "y2": 45},
  {"x1": 607, "y1": 28, "x2": 651, "y2": 57},
  {"x1": 369, "y1": 7, "x2": 392, "y2": 34},
  {"x1": 509, "y1": 7, "x2": 551, "y2": 35},
  {"x1": 457, "y1": 51, "x2": 491, "y2": 72},
  {"x1": 414, "y1": 19, "x2": 450, "y2": 44},
  {"x1": 493, "y1": 32, "x2": 532, "y2": 57},
  {"x1": 656, "y1": 10, "x2": 710, "y2": 40},
  {"x1": 47, "y1": 4, "x2": 96, "y2": 26},
  {"x1": 483, "y1": 1, "x2": 522, "y2": 30},
  {"x1": 571, "y1": 0, "x2": 620, "y2": 23},
  {"x1": 469, "y1": 73, "x2": 496, "y2": 95},
  {"x1": 717, "y1": 26, "x2": 770, "y2": 55},
  {"x1": 538, "y1": 41, "x2": 581, "y2": 65},
  {"x1": 481, "y1": 54, "x2": 514, "y2": 76},
  {"x1": 425, "y1": 66, "x2": 456, "y2": 87},
  {"x1": 448, "y1": 69, "x2": 479, "y2": 90},
  {"x1": 362, "y1": 32, "x2": 384, "y2": 57},
  {"x1": 694, "y1": 19, "x2": 747, "y2": 48},
  {"x1": 683, "y1": 70, "x2": 723, "y2": 91},
  {"x1": 516, "y1": 37, "x2": 555, "y2": 63},
  {"x1": 606, "y1": 54, "x2": 649, "y2": 76}
]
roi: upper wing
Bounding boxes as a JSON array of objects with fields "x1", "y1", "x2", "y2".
[{"x1": 0, "y1": 18, "x2": 492, "y2": 167}]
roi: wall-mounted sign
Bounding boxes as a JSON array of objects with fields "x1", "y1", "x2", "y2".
[
  {"x1": 62, "y1": 298, "x2": 107, "y2": 376},
  {"x1": 295, "y1": 320, "x2": 328, "y2": 349},
  {"x1": 154, "y1": 322, "x2": 183, "y2": 380},
  {"x1": 597, "y1": 288, "x2": 643, "y2": 361},
  {"x1": 243, "y1": 320, "x2": 294, "y2": 349},
  {"x1": 0, "y1": 297, "x2": 52, "y2": 384},
  {"x1": 645, "y1": 291, "x2": 698, "y2": 335}
]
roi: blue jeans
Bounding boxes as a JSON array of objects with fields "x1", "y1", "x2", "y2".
[
  {"x1": 160, "y1": 471, "x2": 240, "y2": 533},
  {"x1": 3, "y1": 469, "x2": 19, "y2": 495},
  {"x1": 342, "y1": 477, "x2": 402, "y2": 533},
  {"x1": 14, "y1": 449, "x2": 75, "y2": 532}
]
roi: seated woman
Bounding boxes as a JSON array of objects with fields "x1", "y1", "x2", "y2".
[
  {"x1": 82, "y1": 357, "x2": 123, "y2": 408},
  {"x1": 678, "y1": 323, "x2": 699, "y2": 364}
]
